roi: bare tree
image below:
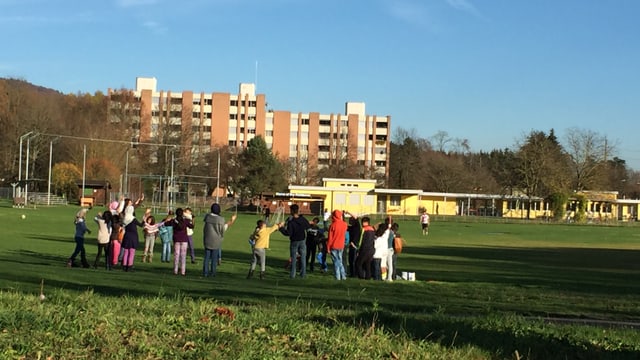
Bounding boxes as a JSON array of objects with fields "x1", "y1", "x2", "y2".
[
  {"x1": 564, "y1": 127, "x2": 616, "y2": 191},
  {"x1": 430, "y1": 130, "x2": 452, "y2": 153}
]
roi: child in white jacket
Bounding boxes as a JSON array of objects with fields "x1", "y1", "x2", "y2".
[{"x1": 372, "y1": 223, "x2": 390, "y2": 281}]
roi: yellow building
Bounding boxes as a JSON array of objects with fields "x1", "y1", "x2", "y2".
[{"x1": 288, "y1": 178, "x2": 640, "y2": 221}]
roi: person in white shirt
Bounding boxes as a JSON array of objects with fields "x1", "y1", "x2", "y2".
[
  {"x1": 372, "y1": 223, "x2": 390, "y2": 281},
  {"x1": 420, "y1": 211, "x2": 430, "y2": 236},
  {"x1": 322, "y1": 208, "x2": 331, "y2": 230}
]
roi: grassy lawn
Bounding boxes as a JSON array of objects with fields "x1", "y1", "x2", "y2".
[{"x1": 1, "y1": 202, "x2": 639, "y2": 359}]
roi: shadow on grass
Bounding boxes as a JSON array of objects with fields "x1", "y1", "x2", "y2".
[
  {"x1": 26, "y1": 234, "x2": 74, "y2": 244},
  {"x1": 311, "y1": 311, "x2": 640, "y2": 360},
  {"x1": 402, "y1": 245, "x2": 640, "y2": 296}
]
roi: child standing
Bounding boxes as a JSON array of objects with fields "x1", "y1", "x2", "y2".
[
  {"x1": 372, "y1": 223, "x2": 390, "y2": 281},
  {"x1": 93, "y1": 211, "x2": 112, "y2": 269},
  {"x1": 142, "y1": 214, "x2": 159, "y2": 263},
  {"x1": 184, "y1": 208, "x2": 197, "y2": 264},
  {"x1": 67, "y1": 208, "x2": 91, "y2": 268},
  {"x1": 305, "y1": 217, "x2": 322, "y2": 273},
  {"x1": 120, "y1": 205, "x2": 145, "y2": 272},
  {"x1": 109, "y1": 214, "x2": 123, "y2": 269},
  {"x1": 247, "y1": 220, "x2": 283, "y2": 279},
  {"x1": 165, "y1": 208, "x2": 194, "y2": 276},
  {"x1": 158, "y1": 211, "x2": 174, "y2": 263}
]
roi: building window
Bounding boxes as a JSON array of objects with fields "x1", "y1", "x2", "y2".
[
  {"x1": 248, "y1": 101, "x2": 256, "y2": 107},
  {"x1": 301, "y1": 118, "x2": 309, "y2": 125},
  {"x1": 230, "y1": 100, "x2": 238, "y2": 106},
  {"x1": 319, "y1": 145, "x2": 330, "y2": 152},
  {"x1": 319, "y1": 119, "x2": 331, "y2": 126},
  {"x1": 230, "y1": 114, "x2": 237, "y2": 120},
  {"x1": 228, "y1": 140, "x2": 237, "y2": 146},
  {"x1": 204, "y1": 99, "x2": 212, "y2": 105},
  {"x1": 390, "y1": 195, "x2": 401, "y2": 206},
  {"x1": 266, "y1": 130, "x2": 273, "y2": 137},
  {"x1": 170, "y1": 98, "x2": 182, "y2": 105},
  {"x1": 376, "y1": 121, "x2": 388, "y2": 128}
]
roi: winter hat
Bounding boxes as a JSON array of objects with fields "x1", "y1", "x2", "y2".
[{"x1": 211, "y1": 203, "x2": 221, "y2": 215}]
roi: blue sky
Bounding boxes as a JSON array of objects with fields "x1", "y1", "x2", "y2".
[{"x1": 2, "y1": 0, "x2": 640, "y2": 169}]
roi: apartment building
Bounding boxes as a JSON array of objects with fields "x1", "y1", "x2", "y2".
[{"x1": 109, "y1": 77, "x2": 391, "y2": 184}]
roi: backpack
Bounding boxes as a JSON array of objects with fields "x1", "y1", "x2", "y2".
[
  {"x1": 117, "y1": 226, "x2": 125, "y2": 242},
  {"x1": 393, "y1": 234, "x2": 404, "y2": 254}
]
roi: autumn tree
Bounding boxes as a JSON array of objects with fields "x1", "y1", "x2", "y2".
[{"x1": 52, "y1": 162, "x2": 82, "y2": 200}]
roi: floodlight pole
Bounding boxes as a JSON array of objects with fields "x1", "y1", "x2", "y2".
[
  {"x1": 82, "y1": 144, "x2": 87, "y2": 206},
  {"x1": 216, "y1": 149, "x2": 220, "y2": 203},
  {"x1": 18, "y1": 131, "x2": 34, "y2": 198},
  {"x1": 24, "y1": 133, "x2": 39, "y2": 207}
]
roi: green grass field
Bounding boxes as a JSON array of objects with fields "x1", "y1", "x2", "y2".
[{"x1": 1, "y1": 202, "x2": 640, "y2": 359}]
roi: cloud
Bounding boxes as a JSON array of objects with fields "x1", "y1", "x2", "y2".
[
  {"x1": 445, "y1": 0, "x2": 485, "y2": 19},
  {"x1": 116, "y1": 0, "x2": 160, "y2": 8},
  {"x1": 386, "y1": 0, "x2": 435, "y2": 30},
  {"x1": 0, "y1": 14, "x2": 95, "y2": 25},
  {"x1": 142, "y1": 20, "x2": 167, "y2": 34}
]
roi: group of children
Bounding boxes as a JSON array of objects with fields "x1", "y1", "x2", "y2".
[
  {"x1": 67, "y1": 199, "x2": 405, "y2": 281},
  {"x1": 66, "y1": 197, "x2": 201, "y2": 275},
  {"x1": 246, "y1": 208, "x2": 404, "y2": 281}
]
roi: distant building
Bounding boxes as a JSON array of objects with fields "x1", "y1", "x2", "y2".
[{"x1": 108, "y1": 77, "x2": 391, "y2": 184}]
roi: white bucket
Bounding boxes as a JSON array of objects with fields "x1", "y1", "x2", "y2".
[{"x1": 401, "y1": 272, "x2": 416, "y2": 281}]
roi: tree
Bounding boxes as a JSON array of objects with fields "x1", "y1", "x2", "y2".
[
  {"x1": 86, "y1": 158, "x2": 120, "y2": 185},
  {"x1": 430, "y1": 130, "x2": 451, "y2": 153},
  {"x1": 389, "y1": 135, "x2": 425, "y2": 189},
  {"x1": 236, "y1": 136, "x2": 287, "y2": 200},
  {"x1": 515, "y1": 130, "x2": 571, "y2": 219},
  {"x1": 564, "y1": 127, "x2": 615, "y2": 191},
  {"x1": 485, "y1": 148, "x2": 520, "y2": 194},
  {"x1": 52, "y1": 162, "x2": 82, "y2": 200}
]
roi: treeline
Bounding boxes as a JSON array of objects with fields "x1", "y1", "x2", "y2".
[{"x1": 388, "y1": 127, "x2": 640, "y2": 212}]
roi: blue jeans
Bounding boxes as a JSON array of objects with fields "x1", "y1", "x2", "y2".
[
  {"x1": 372, "y1": 258, "x2": 382, "y2": 280},
  {"x1": 289, "y1": 240, "x2": 306, "y2": 278},
  {"x1": 69, "y1": 236, "x2": 86, "y2": 262},
  {"x1": 187, "y1": 236, "x2": 196, "y2": 262},
  {"x1": 330, "y1": 249, "x2": 347, "y2": 280},
  {"x1": 161, "y1": 241, "x2": 171, "y2": 262},
  {"x1": 203, "y1": 248, "x2": 220, "y2": 277}
]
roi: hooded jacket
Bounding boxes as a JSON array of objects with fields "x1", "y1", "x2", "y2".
[{"x1": 326, "y1": 210, "x2": 348, "y2": 252}]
